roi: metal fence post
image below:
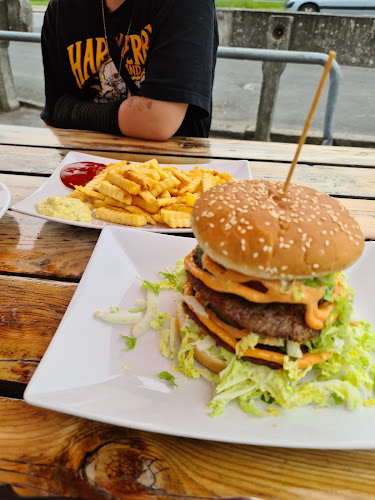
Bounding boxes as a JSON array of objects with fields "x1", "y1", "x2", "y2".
[
  {"x1": 0, "y1": 0, "x2": 32, "y2": 112},
  {"x1": 254, "y1": 15, "x2": 294, "y2": 142}
]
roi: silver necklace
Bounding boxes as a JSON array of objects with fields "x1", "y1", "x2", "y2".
[{"x1": 101, "y1": 0, "x2": 132, "y2": 75}]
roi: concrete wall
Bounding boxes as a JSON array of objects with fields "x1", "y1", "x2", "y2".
[{"x1": 217, "y1": 8, "x2": 375, "y2": 68}]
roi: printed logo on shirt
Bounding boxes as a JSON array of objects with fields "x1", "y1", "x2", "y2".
[{"x1": 66, "y1": 24, "x2": 152, "y2": 100}]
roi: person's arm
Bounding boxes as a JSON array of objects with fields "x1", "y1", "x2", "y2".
[
  {"x1": 51, "y1": 94, "x2": 188, "y2": 140},
  {"x1": 118, "y1": 96, "x2": 188, "y2": 141}
]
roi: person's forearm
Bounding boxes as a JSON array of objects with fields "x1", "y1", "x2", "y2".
[{"x1": 118, "y1": 96, "x2": 188, "y2": 141}]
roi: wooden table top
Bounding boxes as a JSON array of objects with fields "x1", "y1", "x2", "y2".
[{"x1": 1, "y1": 124, "x2": 375, "y2": 500}]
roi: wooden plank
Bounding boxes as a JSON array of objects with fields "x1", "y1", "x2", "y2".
[
  {"x1": 1, "y1": 124, "x2": 375, "y2": 167},
  {"x1": 1, "y1": 148, "x2": 375, "y2": 199},
  {"x1": 0, "y1": 197, "x2": 374, "y2": 280},
  {"x1": 0, "y1": 211, "x2": 99, "y2": 279},
  {"x1": 0, "y1": 144, "x2": 220, "y2": 176},
  {"x1": 0, "y1": 276, "x2": 76, "y2": 383},
  {"x1": 251, "y1": 161, "x2": 375, "y2": 199},
  {"x1": 339, "y1": 198, "x2": 375, "y2": 241},
  {"x1": 1, "y1": 398, "x2": 375, "y2": 500}
]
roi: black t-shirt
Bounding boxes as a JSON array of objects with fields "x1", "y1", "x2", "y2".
[{"x1": 41, "y1": 0, "x2": 219, "y2": 137}]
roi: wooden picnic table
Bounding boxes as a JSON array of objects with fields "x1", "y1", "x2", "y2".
[{"x1": 0, "y1": 123, "x2": 375, "y2": 500}]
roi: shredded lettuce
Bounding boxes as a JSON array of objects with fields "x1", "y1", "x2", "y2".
[
  {"x1": 138, "y1": 277, "x2": 160, "y2": 296},
  {"x1": 158, "y1": 260, "x2": 187, "y2": 293},
  {"x1": 176, "y1": 326, "x2": 202, "y2": 379},
  {"x1": 120, "y1": 335, "x2": 137, "y2": 352},
  {"x1": 94, "y1": 308, "x2": 142, "y2": 325},
  {"x1": 235, "y1": 333, "x2": 259, "y2": 356},
  {"x1": 301, "y1": 273, "x2": 337, "y2": 288},
  {"x1": 207, "y1": 356, "x2": 365, "y2": 417},
  {"x1": 159, "y1": 317, "x2": 178, "y2": 360},
  {"x1": 131, "y1": 288, "x2": 159, "y2": 337},
  {"x1": 174, "y1": 271, "x2": 375, "y2": 417},
  {"x1": 150, "y1": 312, "x2": 170, "y2": 330},
  {"x1": 157, "y1": 371, "x2": 178, "y2": 387}
]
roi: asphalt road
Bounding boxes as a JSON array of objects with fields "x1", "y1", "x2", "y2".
[{"x1": 3, "y1": 11, "x2": 375, "y2": 144}]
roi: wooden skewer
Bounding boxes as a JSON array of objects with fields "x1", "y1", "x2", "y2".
[{"x1": 283, "y1": 50, "x2": 337, "y2": 193}]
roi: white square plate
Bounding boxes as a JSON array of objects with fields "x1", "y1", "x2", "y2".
[
  {"x1": 11, "y1": 151, "x2": 251, "y2": 233},
  {"x1": 24, "y1": 227, "x2": 375, "y2": 449}
]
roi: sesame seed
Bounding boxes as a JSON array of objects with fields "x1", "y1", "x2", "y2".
[
  {"x1": 313, "y1": 263, "x2": 319, "y2": 269},
  {"x1": 253, "y1": 252, "x2": 259, "y2": 258}
]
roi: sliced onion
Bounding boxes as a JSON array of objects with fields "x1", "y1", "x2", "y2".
[{"x1": 183, "y1": 295, "x2": 209, "y2": 318}]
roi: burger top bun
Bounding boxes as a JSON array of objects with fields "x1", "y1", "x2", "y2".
[{"x1": 190, "y1": 179, "x2": 364, "y2": 280}]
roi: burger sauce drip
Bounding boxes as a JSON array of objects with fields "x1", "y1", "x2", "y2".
[{"x1": 60, "y1": 162, "x2": 107, "y2": 188}]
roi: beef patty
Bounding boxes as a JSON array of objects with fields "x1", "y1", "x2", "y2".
[
  {"x1": 182, "y1": 303, "x2": 283, "y2": 370},
  {"x1": 187, "y1": 270, "x2": 320, "y2": 343}
]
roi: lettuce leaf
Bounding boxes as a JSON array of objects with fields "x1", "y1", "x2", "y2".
[{"x1": 158, "y1": 260, "x2": 187, "y2": 293}]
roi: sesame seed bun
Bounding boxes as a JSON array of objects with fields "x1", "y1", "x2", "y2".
[{"x1": 190, "y1": 180, "x2": 364, "y2": 280}]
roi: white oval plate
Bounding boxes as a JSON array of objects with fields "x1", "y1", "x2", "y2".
[{"x1": 0, "y1": 180, "x2": 11, "y2": 219}]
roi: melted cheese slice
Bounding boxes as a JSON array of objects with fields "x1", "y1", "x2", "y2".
[{"x1": 183, "y1": 283, "x2": 333, "y2": 369}]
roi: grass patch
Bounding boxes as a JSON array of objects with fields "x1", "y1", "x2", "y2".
[
  {"x1": 216, "y1": 0, "x2": 284, "y2": 8},
  {"x1": 28, "y1": 0, "x2": 49, "y2": 5},
  {"x1": 28, "y1": 0, "x2": 284, "y2": 8}
]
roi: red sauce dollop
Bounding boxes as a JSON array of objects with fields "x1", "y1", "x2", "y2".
[{"x1": 60, "y1": 161, "x2": 107, "y2": 189}]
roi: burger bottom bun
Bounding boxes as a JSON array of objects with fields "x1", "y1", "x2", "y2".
[{"x1": 176, "y1": 303, "x2": 226, "y2": 374}]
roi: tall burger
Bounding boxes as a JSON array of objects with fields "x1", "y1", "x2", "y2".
[{"x1": 175, "y1": 180, "x2": 374, "y2": 416}]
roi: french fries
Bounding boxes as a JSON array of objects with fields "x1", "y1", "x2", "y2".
[{"x1": 66, "y1": 159, "x2": 236, "y2": 228}]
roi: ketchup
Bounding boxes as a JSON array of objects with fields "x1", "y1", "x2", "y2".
[{"x1": 60, "y1": 161, "x2": 107, "y2": 188}]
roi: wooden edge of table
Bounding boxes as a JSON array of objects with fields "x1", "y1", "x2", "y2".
[{"x1": 1, "y1": 124, "x2": 375, "y2": 166}]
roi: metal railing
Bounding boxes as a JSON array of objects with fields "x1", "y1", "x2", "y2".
[
  {"x1": 217, "y1": 46, "x2": 341, "y2": 145},
  {"x1": 0, "y1": 30, "x2": 341, "y2": 144}
]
